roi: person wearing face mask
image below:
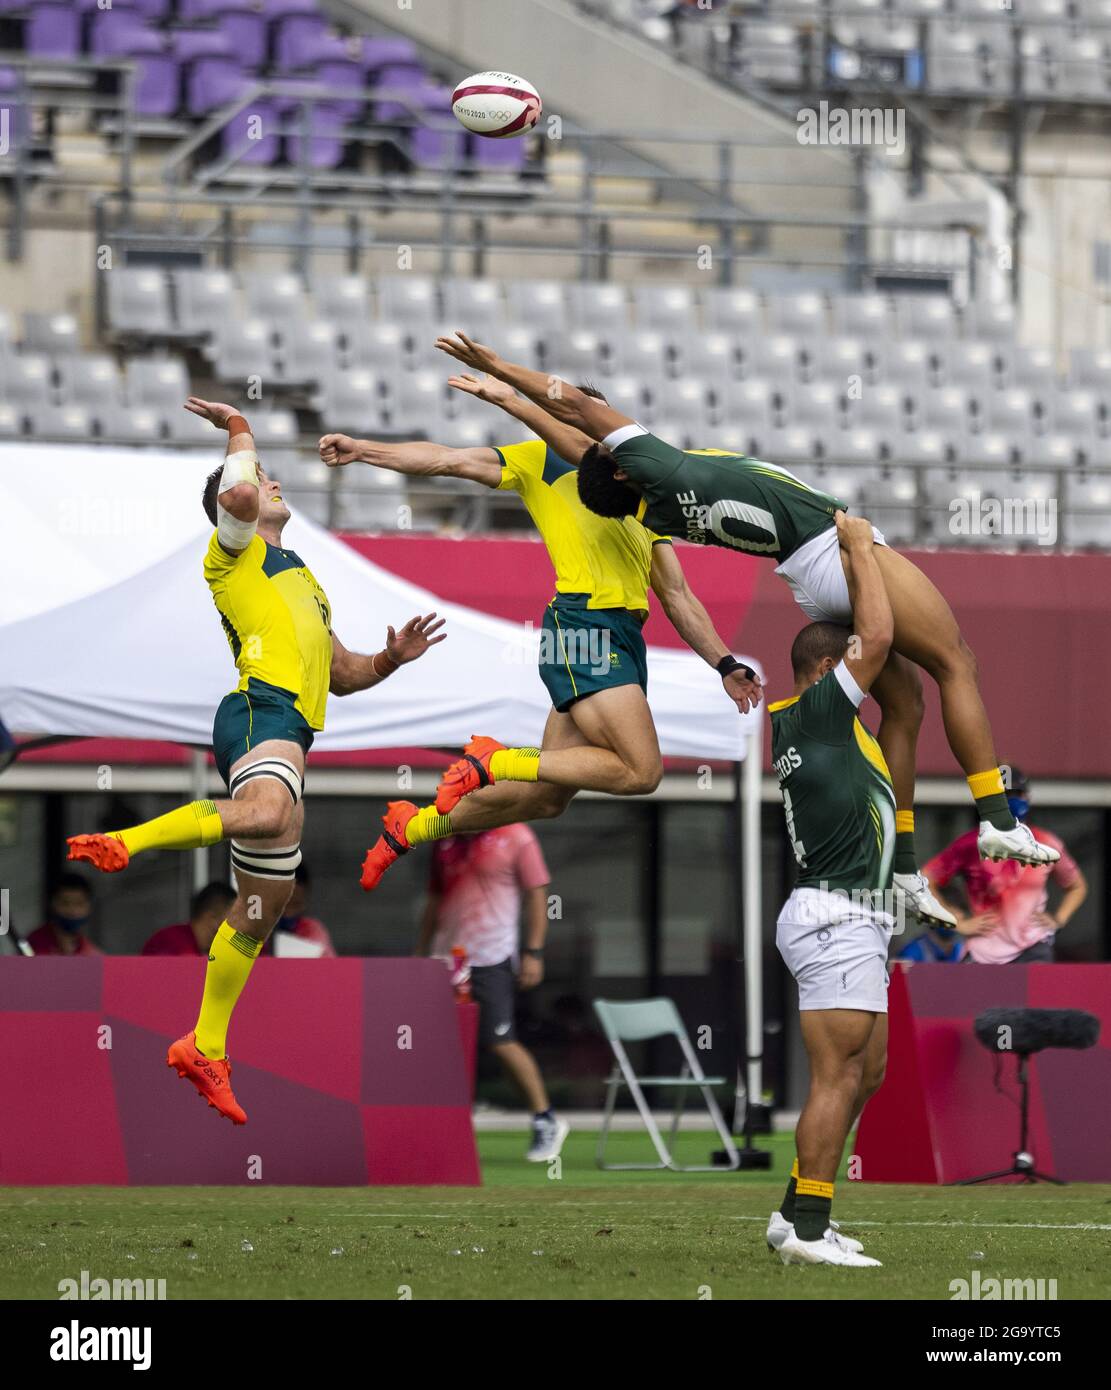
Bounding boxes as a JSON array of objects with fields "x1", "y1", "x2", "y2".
[
  {"x1": 27, "y1": 874, "x2": 101, "y2": 956},
  {"x1": 922, "y1": 768, "x2": 1088, "y2": 965}
]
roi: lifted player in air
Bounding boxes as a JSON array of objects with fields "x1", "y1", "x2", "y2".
[
  {"x1": 318, "y1": 375, "x2": 760, "y2": 890},
  {"x1": 433, "y1": 332, "x2": 1058, "y2": 900},
  {"x1": 67, "y1": 399, "x2": 444, "y2": 1125}
]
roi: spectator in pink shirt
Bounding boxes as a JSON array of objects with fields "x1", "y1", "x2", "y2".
[
  {"x1": 267, "y1": 864, "x2": 336, "y2": 957},
  {"x1": 142, "y1": 881, "x2": 236, "y2": 956},
  {"x1": 26, "y1": 874, "x2": 101, "y2": 957},
  {"x1": 419, "y1": 824, "x2": 568, "y2": 1163},
  {"x1": 923, "y1": 768, "x2": 1087, "y2": 964}
]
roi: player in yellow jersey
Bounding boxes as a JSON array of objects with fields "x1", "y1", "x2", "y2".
[
  {"x1": 67, "y1": 398, "x2": 444, "y2": 1124},
  {"x1": 318, "y1": 377, "x2": 761, "y2": 890}
]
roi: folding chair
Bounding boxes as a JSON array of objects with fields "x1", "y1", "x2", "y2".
[{"x1": 593, "y1": 998, "x2": 739, "y2": 1171}]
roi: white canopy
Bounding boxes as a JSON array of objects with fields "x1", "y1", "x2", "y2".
[{"x1": 0, "y1": 445, "x2": 763, "y2": 759}]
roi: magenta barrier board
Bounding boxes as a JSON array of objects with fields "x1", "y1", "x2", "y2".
[
  {"x1": 856, "y1": 964, "x2": 1111, "y2": 1184},
  {"x1": 0, "y1": 958, "x2": 480, "y2": 1186}
]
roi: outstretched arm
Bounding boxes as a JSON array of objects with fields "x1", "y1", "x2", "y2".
[
  {"x1": 447, "y1": 373, "x2": 595, "y2": 465},
  {"x1": 186, "y1": 397, "x2": 258, "y2": 553},
  {"x1": 318, "y1": 432, "x2": 503, "y2": 488},
  {"x1": 436, "y1": 331, "x2": 632, "y2": 440},
  {"x1": 329, "y1": 616, "x2": 446, "y2": 696},
  {"x1": 649, "y1": 543, "x2": 763, "y2": 714}
]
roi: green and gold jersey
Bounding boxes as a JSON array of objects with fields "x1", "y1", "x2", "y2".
[
  {"x1": 204, "y1": 532, "x2": 333, "y2": 731},
  {"x1": 769, "y1": 662, "x2": 896, "y2": 897},
  {"x1": 495, "y1": 439, "x2": 669, "y2": 611},
  {"x1": 606, "y1": 425, "x2": 845, "y2": 563}
]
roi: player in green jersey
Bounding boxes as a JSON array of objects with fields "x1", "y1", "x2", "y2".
[
  {"x1": 434, "y1": 332, "x2": 1059, "y2": 913},
  {"x1": 766, "y1": 512, "x2": 896, "y2": 1269}
]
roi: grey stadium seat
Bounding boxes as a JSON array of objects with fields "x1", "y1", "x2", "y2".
[
  {"x1": 1066, "y1": 474, "x2": 1111, "y2": 547},
  {"x1": 700, "y1": 287, "x2": 762, "y2": 336},
  {"x1": 960, "y1": 431, "x2": 1019, "y2": 467},
  {"x1": 55, "y1": 354, "x2": 123, "y2": 409},
  {"x1": 310, "y1": 274, "x2": 371, "y2": 330},
  {"x1": 965, "y1": 299, "x2": 1017, "y2": 341},
  {"x1": 165, "y1": 407, "x2": 218, "y2": 445},
  {"x1": 760, "y1": 425, "x2": 818, "y2": 464},
  {"x1": 844, "y1": 382, "x2": 905, "y2": 435},
  {"x1": 440, "y1": 278, "x2": 506, "y2": 334},
  {"x1": 251, "y1": 410, "x2": 299, "y2": 448},
  {"x1": 719, "y1": 378, "x2": 774, "y2": 440},
  {"x1": 1069, "y1": 347, "x2": 1111, "y2": 391},
  {"x1": 897, "y1": 429, "x2": 952, "y2": 467},
  {"x1": 23, "y1": 311, "x2": 80, "y2": 356},
  {"x1": 1, "y1": 353, "x2": 52, "y2": 409},
  {"x1": 541, "y1": 329, "x2": 607, "y2": 378},
  {"x1": 504, "y1": 280, "x2": 568, "y2": 333},
  {"x1": 830, "y1": 293, "x2": 893, "y2": 339},
  {"x1": 0, "y1": 401, "x2": 21, "y2": 438},
  {"x1": 673, "y1": 330, "x2": 737, "y2": 386},
  {"x1": 778, "y1": 379, "x2": 841, "y2": 432},
  {"x1": 864, "y1": 466, "x2": 919, "y2": 544},
  {"x1": 632, "y1": 285, "x2": 698, "y2": 333},
  {"x1": 1005, "y1": 345, "x2": 1059, "y2": 394},
  {"x1": 29, "y1": 403, "x2": 94, "y2": 442},
  {"x1": 1024, "y1": 433, "x2": 1080, "y2": 470},
  {"x1": 873, "y1": 339, "x2": 932, "y2": 391},
  {"x1": 988, "y1": 388, "x2": 1036, "y2": 436},
  {"x1": 344, "y1": 320, "x2": 408, "y2": 371},
  {"x1": 598, "y1": 373, "x2": 644, "y2": 421},
  {"x1": 765, "y1": 292, "x2": 827, "y2": 338},
  {"x1": 107, "y1": 268, "x2": 173, "y2": 337},
  {"x1": 388, "y1": 369, "x2": 451, "y2": 430},
  {"x1": 1051, "y1": 388, "x2": 1101, "y2": 439},
  {"x1": 314, "y1": 368, "x2": 385, "y2": 434},
  {"x1": 920, "y1": 386, "x2": 972, "y2": 436},
  {"x1": 757, "y1": 334, "x2": 805, "y2": 384},
  {"x1": 96, "y1": 404, "x2": 163, "y2": 444},
  {"x1": 813, "y1": 463, "x2": 864, "y2": 505},
  {"x1": 895, "y1": 296, "x2": 959, "y2": 342},
  {"x1": 825, "y1": 428, "x2": 888, "y2": 465},
  {"x1": 810, "y1": 336, "x2": 868, "y2": 386},
  {"x1": 607, "y1": 331, "x2": 671, "y2": 378},
  {"x1": 662, "y1": 377, "x2": 714, "y2": 429},
  {"x1": 275, "y1": 320, "x2": 341, "y2": 386},
  {"x1": 172, "y1": 269, "x2": 237, "y2": 339},
  {"x1": 203, "y1": 320, "x2": 276, "y2": 385},
  {"x1": 566, "y1": 282, "x2": 629, "y2": 333},
  {"x1": 241, "y1": 273, "x2": 309, "y2": 343},
  {"x1": 376, "y1": 275, "x2": 439, "y2": 330},
  {"x1": 933, "y1": 340, "x2": 997, "y2": 394}
]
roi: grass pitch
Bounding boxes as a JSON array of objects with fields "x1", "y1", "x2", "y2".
[{"x1": 3, "y1": 1131, "x2": 1109, "y2": 1300}]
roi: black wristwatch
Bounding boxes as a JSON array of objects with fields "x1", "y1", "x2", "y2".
[
  {"x1": 716, "y1": 654, "x2": 756, "y2": 681},
  {"x1": 522, "y1": 947, "x2": 545, "y2": 958}
]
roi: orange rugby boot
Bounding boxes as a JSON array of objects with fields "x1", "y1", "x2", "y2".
[
  {"x1": 434, "y1": 736, "x2": 505, "y2": 815},
  {"x1": 360, "y1": 801, "x2": 420, "y2": 891},
  {"x1": 66, "y1": 833, "x2": 130, "y2": 873},
  {"x1": 167, "y1": 1031, "x2": 247, "y2": 1125}
]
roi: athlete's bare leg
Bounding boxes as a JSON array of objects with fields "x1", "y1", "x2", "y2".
[
  {"x1": 446, "y1": 708, "x2": 582, "y2": 831},
  {"x1": 869, "y1": 652, "x2": 924, "y2": 815},
  {"x1": 534, "y1": 684, "x2": 662, "y2": 796},
  {"x1": 863, "y1": 547, "x2": 998, "y2": 777},
  {"x1": 796, "y1": 1008, "x2": 879, "y2": 1184}
]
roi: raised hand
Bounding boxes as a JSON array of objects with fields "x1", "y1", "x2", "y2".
[
  {"x1": 723, "y1": 667, "x2": 764, "y2": 715},
  {"x1": 319, "y1": 433, "x2": 361, "y2": 467},
  {"x1": 446, "y1": 372, "x2": 516, "y2": 406},
  {"x1": 435, "y1": 331, "x2": 500, "y2": 374},
  {"x1": 184, "y1": 397, "x2": 239, "y2": 429},
  {"x1": 386, "y1": 613, "x2": 447, "y2": 665}
]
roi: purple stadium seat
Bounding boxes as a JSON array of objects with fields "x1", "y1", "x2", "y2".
[
  {"x1": 220, "y1": 98, "x2": 281, "y2": 166},
  {"x1": 74, "y1": 0, "x2": 141, "y2": 11},
  {"x1": 360, "y1": 36, "x2": 421, "y2": 74},
  {"x1": 273, "y1": 14, "x2": 329, "y2": 71},
  {"x1": 314, "y1": 60, "x2": 363, "y2": 120},
  {"x1": 172, "y1": 30, "x2": 234, "y2": 65},
  {"x1": 26, "y1": 4, "x2": 80, "y2": 59},
  {"x1": 471, "y1": 132, "x2": 528, "y2": 174},
  {"x1": 256, "y1": 0, "x2": 320, "y2": 16},
  {"x1": 89, "y1": 13, "x2": 163, "y2": 58},
  {"x1": 216, "y1": 13, "x2": 269, "y2": 70},
  {"x1": 287, "y1": 107, "x2": 348, "y2": 171},
  {"x1": 185, "y1": 56, "x2": 252, "y2": 117},
  {"x1": 373, "y1": 63, "x2": 430, "y2": 122},
  {"x1": 409, "y1": 89, "x2": 466, "y2": 171}
]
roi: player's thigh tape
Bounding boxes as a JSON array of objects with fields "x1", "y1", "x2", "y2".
[
  {"x1": 230, "y1": 841, "x2": 302, "y2": 880},
  {"x1": 228, "y1": 756, "x2": 304, "y2": 805}
]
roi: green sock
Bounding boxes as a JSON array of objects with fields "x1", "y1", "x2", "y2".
[
  {"x1": 794, "y1": 1178, "x2": 834, "y2": 1242},
  {"x1": 780, "y1": 1158, "x2": 799, "y2": 1223},
  {"x1": 894, "y1": 810, "x2": 917, "y2": 875},
  {"x1": 968, "y1": 768, "x2": 1016, "y2": 832}
]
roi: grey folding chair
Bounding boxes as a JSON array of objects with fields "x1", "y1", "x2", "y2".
[{"x1": 593, "y1": 998, "x2": 739, "y2": 1172}]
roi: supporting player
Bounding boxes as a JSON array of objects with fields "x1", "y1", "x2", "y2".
[
  {"x1": 767, "y1": 512, "x2": 897, "y2": 1268},
  {"x1": 319, "y1": 377, "x2": 759, "y2": 889},
  {"x1": 67, "y1": 399, "x2": 444, "y2": 1124},
  {"x1": 434, "y1": 332, "x2": 1058, "y2": 896}
]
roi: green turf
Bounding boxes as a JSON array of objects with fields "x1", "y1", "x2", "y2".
[{"x1": 2, "y1": 1131, "x2": 1109, "y2": 1300}]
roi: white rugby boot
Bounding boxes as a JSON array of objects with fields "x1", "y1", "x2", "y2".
[
  {"x1": 779, "y1": 1229, "x2": 882, "y2": 1267},
  {"x1": 766, "y1": 1210, "x2": 864, "y2": 1254},
  {"x1": 978, "y1": 820, "x2": 1060, "y2": 867},
  {"x1": 893, "y1": 871, "x2": 957, "y2": 927}
]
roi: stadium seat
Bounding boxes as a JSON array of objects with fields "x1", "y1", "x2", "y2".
[
  {"x1": 874, "y1": 340, "x2": 932, "y2": 392},
  {"x1": 310, "y1": 274, "x2": 372, "y2": 332},
  {"x1": 376, "y1": 275, "x2": 439, "y2": 332},
  {"x1": 165, "y1": 407, "x2": 218, "y2": 445},
  {"x1": 599, "y1": 374, "x2": 644, "y2": 422},
  {"x1": 241, "y1": 273, "x2": 310, "y2": 343},
  {"x1": 662, "y1": 377, "x2": 714, "y2": 430},
  {"x1": 55, "y1": 355, "x2": 124, "y2": 411},
  {"x1": 504, "y1": 280, "x2": 568, "y2": 333},
  {"x1": 607, "y1": 331, "x2": 671, "y2": 378},
  {"x1": 761, "y1": 425, "x2": 818, "y2": 464},
  {"x1": 813, "y1": 464, "x2": 864, "y2": 506},
  {"x1": 1069, "y1": 347, "x2": 1111, "y2": 392},
  {"x1": 1025, "y1": 434, "x2": 1080, "y2": 469},
  {"x1": 673, "y1": 331, "x2": 737, "y2": 387},
  {"x1": 895, "y1": 295, "x2": 960, "y2": 341},
  {"x1": 632, "y1": 285, "x2": 698, "y2": 333},
  {"x1": 759, "y1": 335, "x2": 806, "y2": 385},
  {"x1": 275, "y1": 321, "x2": 341, "y2": 386},
  {"x1": 830, "y1": 293, "x2": 893, "y2": 338},
  {"x1": 172, "y1": 269, "x2": 238, "y2": 339},
  {"x1": 440, "y1": 278, "x2": 506, "y2": 334},
  {"x1": 1051, "y1": 388, "x2": 1101, "y2": 440},
  {"x1": 965, "y1": 299, "x2": 1017, "y2": 341},
  {"x1": 962, "y1": 431, "x2": 1019, "y2": 467},
  {"x1": 720, "y1": 379, "x2": 774, "y2": 442},
  {"x1": 810, "y1": 336, "x2": 868, "y2": 386},
  {"x1": 701, "y1": 287, "x2": 762, "y2": 336},
  {"x1": 250, "y1": 410, "x2": 300, "y2": 448},
  {"x1": 1005, "y1": 345, "x2": 1059, "y2": 394},
  {"x1": 765, "y1": 292, "x2": 827, "y2": 338},
  {"x1": 779, "y1": 380, "x2": 840, "y2": 433},
  {"x1": 436, "y1": 414, "x2": 494, "y2": 450},
  {"x1": 864, "y1": 466, "x2": 919, "y2": 544},
  {"x1": 898, "y1": 429, "x2": 952, "y2": 467},
  {"x1": 204, "y1": 320, "x2": 276, "y2": 384},
  {"x1": 29, "y1": 403, "x2": 94, "y2": 442},
  {"x1": 389, "y1": 369, "x2": 451, "y2": 430},
  {"x1": 566, "y1": 282, "x2": 629, "y2": 332},
  {"x1": 935, "y1": 340, "x2": 999, "y2": 394},
  {"x1": 844, "y1": 383, "x2": 905, "y2": 436},
  {"x1": 108, "y1": 269, "x2": 173, "y2": 338},
  {"x1": 1, "y1": 354, "x2": 52, "y2": 410},
  {"x1": 23, "y1": 311, "x2": 80, "y2": 356},
  {"x1": 920, "y1": 386, "x2": 973, "y2": 437},
  {"x1": 344, "y1": 320, "x2": 408, "y2": 371},
  {"x1": 826, "y1": 428, "x2": 888, "y2": 466},
  {"x1": 1066, "y1": 473, "x2": 1111, "y2": 546},
  {"x1": 541, "y1": 329, "x2": 606, "y2": 378},
  {"x1": 313, "y1": 368, "x2": 384, "y2": 434},
  {"x1": 989, "y1": 388, "x2": 1037, "y2": 436},
  {"x1": 95, "y1": 404, "x2": 163, "y2": 444}
]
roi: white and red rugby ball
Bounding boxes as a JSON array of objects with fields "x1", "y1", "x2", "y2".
[{"x1": 451, "y1": 71, "x2": 541, "y2": 139}]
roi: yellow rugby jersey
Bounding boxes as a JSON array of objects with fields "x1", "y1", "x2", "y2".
[
  {"x1": 494, "y1": 440, "x2": 666, "y2": 611},
  {"x1": 203, "y1": 532, "x2": 334, "y2": 731}
]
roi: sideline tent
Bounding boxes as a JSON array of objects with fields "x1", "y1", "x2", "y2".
[{"x1": 0, "y1": 445, "x2": 767, "y2": 1121}]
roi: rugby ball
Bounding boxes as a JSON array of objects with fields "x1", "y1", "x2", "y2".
[{"x1": 451, "y1": 71, "x2": 541, "y2": 139}]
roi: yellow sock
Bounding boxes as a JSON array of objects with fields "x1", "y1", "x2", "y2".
[
  {"x1": 489, "y1": 747, "x2": 540, "y2": 783},
  {"x1": 193, "y1": 922, "x2": 262, "y2": 1060},
  {"x1": 116, "y1": 800, "x2": 224, "y2": 857},
  {"x1": 405, "y1": 805, "x2": 453, "y2": 845}
]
